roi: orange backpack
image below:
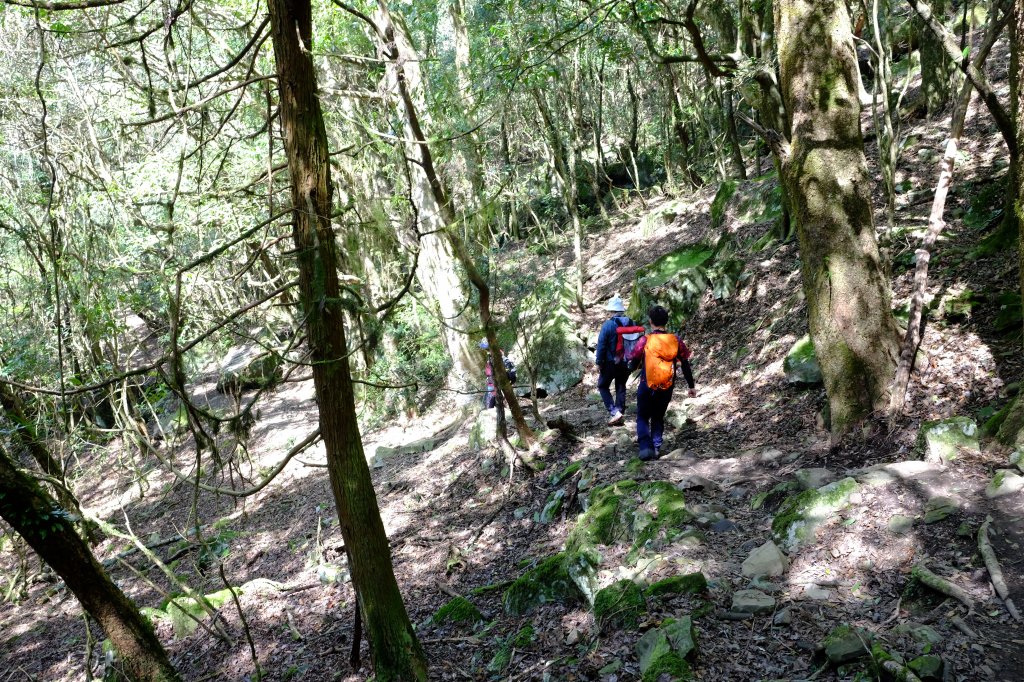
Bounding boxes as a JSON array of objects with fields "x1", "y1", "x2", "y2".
[{"x1": 644, "y1": 333, "x2": 679, "y2": 390}]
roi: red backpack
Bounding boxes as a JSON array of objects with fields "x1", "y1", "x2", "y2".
[{"x1": 616, "y1": 324, "x2": 646, "y2": 362}]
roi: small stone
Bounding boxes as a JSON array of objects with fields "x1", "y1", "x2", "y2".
[
  {"x1": 795, "y1": 467, "x2": 836, "y2": 490},
  {"x1": 784, "y1": 335, "x2": 823, "y2": 385},
  {"x1": 597, "y1": 659, "x2": 621, "y2": 675},
  {"x1": 956, "y1": 521, "x2": 974, "y2": 537},
  {"x1": 727, "y1": 486, "x2": 749, "y2": 500},
  {"x1": 888, "y1": 514, "x2": 915, "y2": 535},
  {"x1": 985, "y1": 469, "x2": 1024, "y2": 499},
  {"x1": 741, "y1": 541, "x2": 789, "y2": 578},
  {"x1": 513, "y1": 506, "x2": 530, "y2": 520},
  {"x1": 773, "y1": 608, "x2": 793, "y2": 626},
  {"x1": 710, "y1": 518, "x2": 738, "y2": 533},
  {"x1": 800, "y1": 584, "x2": 832, "y2": 601},
  {"x1": 731, "y1": 589, "x2": 776, "y2": 614},
  {"x1": 923, "y1": 495, "x2": 959, "y2": 523},
  {"x1": 565, "y1": 627, "x2": 579, "y2": 645},
  {"x1": 748, "y1": 578, "x2": 783, "y2": 593}
]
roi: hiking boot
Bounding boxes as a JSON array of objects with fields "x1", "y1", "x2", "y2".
[
  {"x1": 608, "y1": 410, "x2": 624, "y2": 426},
  {"x1": 654, "y1": 447, "x2": 661, "y2": 459},
  {"x1": 638, "y1": 448, "x2": 657, "y2": 462}
]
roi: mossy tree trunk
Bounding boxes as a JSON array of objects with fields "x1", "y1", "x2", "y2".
[
  {"x1": 997, "y1": 0, "x2": 1024, "y2": 445},
  {"x1": 776, "y1": 0, "x2": 901, "y2": 434},
  {"x1": 917, "y1": 0, "x2": 953, "y2": 116},
  {"x1": 267, "y1": 1, "x2": 427, "y2": 679},
  {"x1": 0, "y1": 446, "x2": 178, "y2": 682}
]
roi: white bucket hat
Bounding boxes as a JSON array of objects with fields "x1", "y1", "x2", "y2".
[{"x1": 606, "y1": 294, "x2": 626, "y2": 312}]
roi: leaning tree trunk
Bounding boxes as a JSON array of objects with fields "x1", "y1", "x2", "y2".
[
  {"x1": 0, "y1": 446, "x2": 178, "y2": 682},
  {"x1": 777, "y1": 0, "x2": 901, "y2": 435},
  {"x1": 266, "y1": 2, "x2": 427, "y2": 680}
]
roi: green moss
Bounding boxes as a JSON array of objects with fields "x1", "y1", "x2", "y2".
[
  {"x1": 644, "y1": 572, "x2": 708, "y2": 598},
  {"x1": 430, "y1": 596, "x2": 483, "y2": 626},
  {"x1": 502, "y1": 552, "x2": 594, "y2": 616},
  {"x1": 771, "y1": 477, "x2": 859, "y2": 550},
  {"x1": 550, "y1": 461, "x2": 582, "y2": 486},
  {"x1": 567, "y1": 480, "x2": 692, "y2": 562},
  {"x1": 642, "y1": 652, "x2": 692, "y2": 682},
  {"x1": 710, "y1": 180, "x2": 740, "y2": 228},
  {"x1": 488, "y1": 625, "x2": 535, "y2": 673},
  {"x1": 593, "y1": 580, "x2": 645, "y2": 629}
]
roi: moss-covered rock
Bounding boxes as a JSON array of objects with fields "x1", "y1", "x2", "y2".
[
  {"x1": 918, "y1": 417, "x2": 979, "y2": 463},
  {"x1": 567, "y1": 480, "x2": 693, "y2": 561},
  {"x1": 771, "y1": 477, "x2": 859, "y2": 551},
  {"x1": 165, "y1": 587, "x2": 241, "y2": 639},
  {"x1": 635, "y1": 617, "x2": 697, "y2": 681},
  {"x1": 487, "y1": 625, "x2": 535, "y2": 673},
  {"x1": 710, "y1": 179, "x2": 740, "y2": 229},
  {"x1": 537, "y1": 489, "x2": 566, "y2": 523},
  {"x1": 783, "y1": 334, "x2": 823, "y2": 385},
  {"x1": 823, "y1": 624, "x2": 871, "y2": 665},
  {"x1": 644, "y1": 572, "x2": 708, "y2": 598},
  {"x1": 216, "y1": 342, "x2": 282, "y2": 393},
  {"x1": 430, "y1": 596, "x2": 483, "y2": 626},
  {"x1": 593, "y1": 579, "x2": 646, "y2": 629},
  {"x1": 502, "y1": 551, "x2": 597, "y2": 616}
]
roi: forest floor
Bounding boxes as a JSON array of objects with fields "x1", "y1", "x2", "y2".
[{"x1": 3, "y1": 48, "x2": 1024, "y2": 682}]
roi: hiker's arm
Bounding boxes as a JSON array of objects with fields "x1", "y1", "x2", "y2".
[
  {"x1": 595, "y1": 321, "x2": 612, "y2": 362},
  {"x1": 679, "y1": 356, "x2": 695, "y2": 392}
]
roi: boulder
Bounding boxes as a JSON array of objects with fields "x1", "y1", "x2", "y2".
[
  {"x1": 771, "y1": 478, "x2": 860, "y2": 551},
  {"x1": 908, "y1": 655, "x2": 944, "y2": 681},
  {"x1": 468, "y1": 410, "x2": 498, "y2": 451},
  {"x1": 783, "y1": 335, "x2": 823, "y2": 385},
  {"x1": 535, "y1": 340, "x2": 588, "y2": 397},
  {"x1": 985, "y1": 469, "x2": 1024, "y2": 498},
  {"x1": 918, "y1": 417, "x2": 979, "y2": 464},
  {"x1": 855, "y1": 460, "x2": 944, "y2": 487},
  {"x1": 216, "y1": 342, "x2": 282, "y2": 393},
  {"x1": 741, "y1": 541, "x2": 789, "y2": 578},
  {"x1": 502, "y1": 551, "x2": 598, "y2": 616}
]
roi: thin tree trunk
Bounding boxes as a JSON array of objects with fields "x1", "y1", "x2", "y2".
[
  {"x1": 777, "y1": 0, "x2": 901, "y2": 434},
  {"x1": 267, "y1": 2, "x2": 427, "y2": 679},
  {"x1": 889, "y1": 6, "x2": 1007, "y2": 415},
  {"x1": 0, "y1": 446, "x2": 178, "y2": 682}
]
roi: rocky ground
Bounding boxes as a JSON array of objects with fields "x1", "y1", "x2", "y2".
[{"x1": 2, "y1": 40, "x2": 1024, "y2": 682}]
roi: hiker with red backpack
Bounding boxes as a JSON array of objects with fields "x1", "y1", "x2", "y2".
[
  {"x1": 626, "y1": 305, "x2": 697, "y2": 461},
  {"x1": 595, "y1": 295, "x2": 645, "y2": 425}
]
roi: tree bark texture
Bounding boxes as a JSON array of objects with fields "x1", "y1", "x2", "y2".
[
  {"x1": 0, "y1": 447, "x2": 178, "y2": 682},
  {"x1": 997, "y1": 0, "x2": 1024, "y2": 445},
  {"x1": 375, "y1": 10, "x2": 483, "y2": 399},
  {"x1": 777, "y1": 0, "x2": 901, "y2": 433},
  {"x1": 917, "y1": 0, "x2": 953, "y2": 115},
  {"x1": 266, "y1": 2, "x2": 427, "y2": 680}
]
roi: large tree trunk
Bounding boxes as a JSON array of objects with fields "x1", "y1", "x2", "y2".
[
  {"x1": 777, "y1": 0, "x2": 901, "y2": 434},
  {"x1": 0, "y1": 446, "x2": 178, "y2": 682},
  {"x1": 996, "y1": 0, "x2": 1024, "y2": 445},
  {"x1": 374, "y1": 10, "x2": 483, "y2": 399},
  {"x1": 266, "y1": 2, "x2": 427, "y2": 680}
]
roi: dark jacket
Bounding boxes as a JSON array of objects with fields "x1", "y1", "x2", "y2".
[{"x1": 595, "y1": 315, "x2": 632, "y2": 365}]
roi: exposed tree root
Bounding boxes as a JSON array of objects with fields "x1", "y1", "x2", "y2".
[
  {"x1": 978, "y1": 516, "x2": 1022, "y2": 621},
  {"x1": 912, "y1": 564, "x2": 975, "y2": 615}
]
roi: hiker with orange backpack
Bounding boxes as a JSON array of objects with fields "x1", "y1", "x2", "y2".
[{"x1": 626, "y1": 305, "x2": 697, "y2": 461}]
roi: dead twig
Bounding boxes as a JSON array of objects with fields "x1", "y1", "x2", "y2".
[{"x1": 912, "y1": 564, "x2": 975, "y2": 615}]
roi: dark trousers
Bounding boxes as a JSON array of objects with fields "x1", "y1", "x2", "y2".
[
  {"x1": 598, "y1": 361, "x2": 629, "y2": 414},
  {"x1": 636, "y1": 380, "x2": 673, "y2": 458}
]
